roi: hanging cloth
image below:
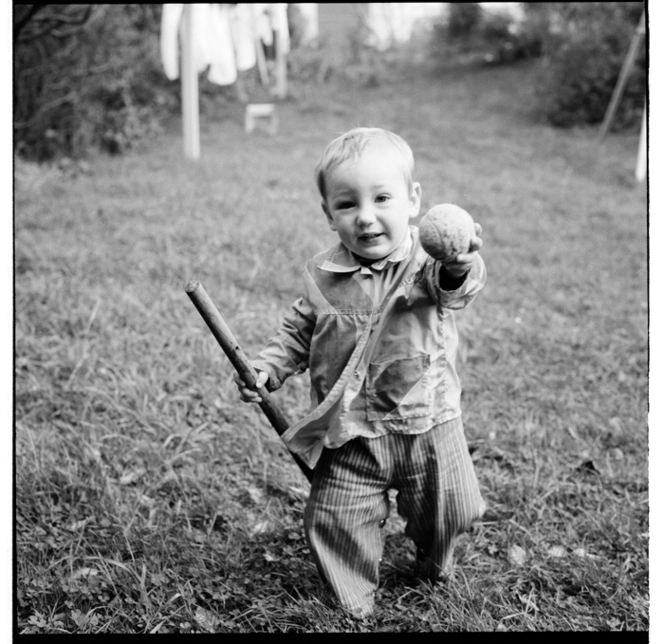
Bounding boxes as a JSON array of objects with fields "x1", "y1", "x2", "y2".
[
  {"x1": 229, "y1": 4, "x2": 257, "y2": 72},
  {"x1": 206, "y1": 4, "x2": 239, "y2": 85},
  {"x1": 160, "y1": 4, "x2": 257, "y2": 86},
  {"x1": 160, "y1": 4, "x2": 184, "y2": 81}
]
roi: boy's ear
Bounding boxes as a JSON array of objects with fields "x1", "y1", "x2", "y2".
[
  {"x1": 322, "y1": 200, "x2": 337, "y2": 230},
  {"x1": 409, "y1": 182, "x2": 422, "y2": 219}
]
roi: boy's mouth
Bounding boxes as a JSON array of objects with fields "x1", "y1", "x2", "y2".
[{"x1": 358, "y1": 232, "x2": 384, "y2": 242}]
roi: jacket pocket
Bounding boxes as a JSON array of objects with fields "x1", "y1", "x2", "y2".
[{"x1": 366, "y1": 353, "x2": 433, "y2": 421}]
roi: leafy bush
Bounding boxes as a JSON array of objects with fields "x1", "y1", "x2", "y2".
[
  {"x1": 429, "y1": 3, "x2": 548, "y2": 66},
  {"x1": 14, "y1": 5, "x2": 180, "y2": 160},
  {"x1": 535, "y1": 2, "x2": 645, "y2": 129},
  {"x1": 447, "y1": 3, "x2": 483, "y2": 41}
]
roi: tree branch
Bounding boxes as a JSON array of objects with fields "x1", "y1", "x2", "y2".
[{"x1": 13, "y1": 4, "x2": 47, "y2": 41}]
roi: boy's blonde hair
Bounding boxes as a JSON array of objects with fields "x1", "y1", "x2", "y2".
[{"x1": 314, "y1": 127, "x2": 415, "y2": 200}]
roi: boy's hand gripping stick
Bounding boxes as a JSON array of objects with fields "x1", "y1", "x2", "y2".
[{"x1": 185, "y1": 281, "x2": 313, "y2": 483}]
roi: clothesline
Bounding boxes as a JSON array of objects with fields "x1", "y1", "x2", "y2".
[{"x1": 160, "y1": 3, "x2": 290, "y2": 87}]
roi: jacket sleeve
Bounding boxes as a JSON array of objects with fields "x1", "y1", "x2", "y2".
[
  {"x1": 422, "y1": 253, "x2": 487, "y2": 310},
  {"x1": 251, "y1": 296, "x2": 316, "y2": 391}
]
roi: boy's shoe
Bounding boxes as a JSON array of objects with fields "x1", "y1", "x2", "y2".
[{"x1": 415, "y1": 549, "x2": 455, "y2": 582}]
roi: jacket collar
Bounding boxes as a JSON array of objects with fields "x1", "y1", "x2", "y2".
[{"x1": 319, "y1": 226, "x2": 415, "y2": 274}]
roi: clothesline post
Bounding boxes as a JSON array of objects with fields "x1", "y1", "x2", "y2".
[
  {"x1": 181, "y1": 4, "x2": 200, "y2": 161},
  {"x1": 274, "y1": 23, "x2": 287, "y2": 99},
  {"x1": 636, "y1": 100, "x2": 647, "y2": 183}
]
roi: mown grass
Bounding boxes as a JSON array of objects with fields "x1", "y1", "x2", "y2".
[{"x1": 14, "y1": 60, "x2": 648, "y2": 633}]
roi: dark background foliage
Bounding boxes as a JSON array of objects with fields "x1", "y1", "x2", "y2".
[
  {"x1": 532, "y1": 2, "x2": 646, "y2": 128},
  {"x1": 14, "y1": 5, "x2": 178, "y2": 160}
]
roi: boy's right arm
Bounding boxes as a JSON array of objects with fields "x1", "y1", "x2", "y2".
[{"x1": 233, "y1": 296, "x2": 316, "y2": 404}]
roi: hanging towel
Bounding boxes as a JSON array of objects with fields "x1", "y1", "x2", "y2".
[
  {"x1": 253, "y1": 4, "x2": 274, "y2": 48},
  {"x1": 160, "y1": 4, "x2": 184, "y2": 81},
  {"x1": 207, "y1": 4, "x2": 238, "y2": 85},
  {"x1": 268, "y1": 3, "x2": 290, "y2": 55},
  {"x1": 229, "y1": 4, "x2": 257, "y2": 72},
  {"x1": 160, "y1": 3, "x2": 258, "y2": 86}
]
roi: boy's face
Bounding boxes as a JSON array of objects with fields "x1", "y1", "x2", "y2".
[{"x1": 322, "y1": 143, "x2": 421, "y2": 263}]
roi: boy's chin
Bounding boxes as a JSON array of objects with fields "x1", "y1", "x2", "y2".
[{"x1": 352, "y1": 248, "x2": 391, "y2": 265}]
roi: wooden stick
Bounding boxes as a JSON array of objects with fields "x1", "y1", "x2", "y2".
[
  {"x1": 251, "y1": 7, "x2": 270, "y2": 88},
  {"x1": 598, "y1": 11, "x2": 645, "y2": 142},
  {"x1": 185, "y1": 281, "x2": 313, "y2": 482},
  {"x1": 636, "y1": 100, "x2": 647, "y2": 182}
]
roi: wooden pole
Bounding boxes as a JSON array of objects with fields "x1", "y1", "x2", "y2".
[
  {"x1": 274, "y1": 7, "x2": 287, "y2": 99},
  {"x1": 636, "y1": 100, "x2": 647, "y2": 182},
  {"x1": 251, "y1": 7, "x2": 270, "y2": 88},
  {"x1": 598, "y1": 11, "x2": 645, "y2": 142},
  {"x1": 181, "y1": 5, "x2": 200, "y2": 160}
]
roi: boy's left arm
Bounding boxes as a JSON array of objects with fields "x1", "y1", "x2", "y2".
[{"x1": 423, "y1": 223, "x2": 486, "y2": 309}]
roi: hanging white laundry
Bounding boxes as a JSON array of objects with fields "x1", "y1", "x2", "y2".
[
  {"x1": 161, "y1": 3, "x2": 260, "y2": 86},
  {"x1": 160, "y1": 4, "x2": 216, "y2": 80},
  {"x1": 253, "y1": 4, "x2": 274, "y2": 48},
  {"x1": 229, "y1": 4, "x2": 257, "y2": 72},
  {"x1": 366, "y1": 3, "x2": 394, "y2": 51},
  {"x1": 293, "y1": 4, "x2": 319, "y2": 46},
  {"x1": 160, "y1": 4, "x2": 184, "y2": 81},
  {"x1": 267, "y1": 3, "x2": 290, "y2": 55},
  {"x1": 207, "y1": 4, "x2": 238, "y2": 85},
  {"x1": 390, "y1": 4, "x2": 411, "y2": 44},
  {"x1": 365, "y1": 3, "x2": 424, "y2": 50},
  {"x1": 191, "y1": 4, "x2": 216, "y2": 74}
]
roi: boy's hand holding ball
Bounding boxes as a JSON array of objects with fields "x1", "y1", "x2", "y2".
[{"x1": 419, "y1": 204, "x2": 483, "y2": 278}]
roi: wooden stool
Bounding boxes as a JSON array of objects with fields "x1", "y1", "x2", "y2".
[{"x1": 245, "y1": 103, "x2": 278, "y2": 135}]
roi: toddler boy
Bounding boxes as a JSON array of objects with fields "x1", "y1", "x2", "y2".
[{"x1": 234, "y1": 127, "x2": 486, "y2": 618}]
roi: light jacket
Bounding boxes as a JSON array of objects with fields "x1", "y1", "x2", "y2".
[{"x1": 252, "y1": 226, "x2": 486, "y2": 468}]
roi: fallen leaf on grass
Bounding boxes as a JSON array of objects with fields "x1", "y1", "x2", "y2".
[
  {"x1": 547, "y1": 545, "x2": 566, "y2": 558},
  {"x1": 288, "y1": 485, "x2": 309, "y2": 501},
  {"x1": 608, "y1": 417, "x2": 623, "y2": 432},
  {"x1": 194, "y1": 606, "x2": 220, "y2": 632},
  {"x1": 150, "y1": 573, "x2": 169, "y2": 586},
  {"x1": 611, "y1": 447, "x2": 625, "y2": 461},
  {"x1": 120, "y1": 469, "x2": 146, "y2": 485},
  {"x1": 70, "y1": 567, "x2": 99, "y2": 580},
  {"x1": 566, "y1": 425, "x2": 580, "y2": 440},
  {"x1": 247, "y1": 485, "x2": 265, "y2": 505},
  {"x1": 606, "y1": 618, "x2": 622, "y2": 630},
  {"x1": 249, "y1": 520, "x2": 271, "y2": 536},
  {"x1": 508, "y1": 544, "x2": 527, "y2": 566},
  {"x1": 573, "y1": 548, "x2": 599, "y2": 560},
  {"x1": 67, "y1": 518, "x2": 91, "y2": 532}
]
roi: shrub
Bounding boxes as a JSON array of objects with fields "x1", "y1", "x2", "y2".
[
  {"x1": 447, "y1": 3, "x2": 483, "y2": 42},
  {"x1": 14, "y1": 5, "x2": 180, "y2": 161},
  {"x1": 429, "y1": 3, "x2": 548, "y2": 67},
  {"x1": 534, "y1": 2, "x2": 645, "y2": 129}
]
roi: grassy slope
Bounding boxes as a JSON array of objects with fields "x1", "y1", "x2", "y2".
[{"x1": 15, "y1": 61, "x2": 648, "y2": 633}]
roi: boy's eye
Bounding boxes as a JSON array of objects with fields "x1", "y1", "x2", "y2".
[
  {"x1": 375, "y1": 195, "x2": 390, "y2": 203},
  {"x1": 336, "y1": 201, "x2": 355, "y2": 210}
]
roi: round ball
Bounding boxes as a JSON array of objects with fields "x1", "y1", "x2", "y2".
[{"x1": 418, "y1": 204, "x2": 475, "y2": 262}]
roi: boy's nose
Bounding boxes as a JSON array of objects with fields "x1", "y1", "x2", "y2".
[{"x1": 356, "y1": 205, "x2": 377, "y2": 226}]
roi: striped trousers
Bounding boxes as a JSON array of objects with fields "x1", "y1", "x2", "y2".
[{"x1": 303, "y1": 416, "x2": 485, "y2": 618}]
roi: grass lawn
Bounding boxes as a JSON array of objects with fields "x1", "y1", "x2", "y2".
[{"x1": 14, "y1": 59, "x2": 648, "y2": 633}]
